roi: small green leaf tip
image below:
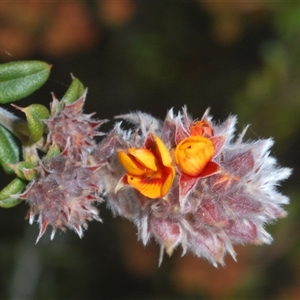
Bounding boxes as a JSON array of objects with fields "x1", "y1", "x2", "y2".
[
  {"x1": 0, "y1": 60, "x2": 51, "y2": 104},
  {"x1": 0, "y1": 125, "x2": 20, "y2": 174},
  {"x1": 61, "y1": 74, "x2": 85, "y2": 105},
  {"x1": 24, "y1": 104, "x2": 50, "y2": 142},
  {"x1": 0, "y1": 178, "x2": 25, "y2": 208},
  {"x1": 24, "y1": 104, "x2": 50, "y2": 120},
  {"x1": 26, "y1": 114, "x2": 44, "y2": 143},
  {"x1": 12, "y1": 103, "x2": 49, "y2": 143},
  {"x1": 45, "y1": 142, "x2": 60, "y2": 160}
]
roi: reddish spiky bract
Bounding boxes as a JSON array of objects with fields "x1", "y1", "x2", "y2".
[
  {"x1": 21, "y1": 93, "x2": 106, "y2": 241},
  {"x1": 101, "y1": 108, "x2": 291, "y2": 266},
  {"x1": 21, "y1": 147, "x2": 102, "y2": 242},
  {"x1": 46, "y1": 92, "x2": 107, "y2": 155}
]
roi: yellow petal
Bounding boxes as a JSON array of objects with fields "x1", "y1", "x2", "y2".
[
  {"x1": 117, "y1": 151, "x2": 146, "y2": 176},
  {"x1": 126, "y1": 174, "x2": 162, "y2": 199},
  {"x1": 161, "y1": 167, "x2": 175, "y2": 197},
  {"x1": 127, "y1": 148, "x2": 157, "y2": 171},
  {"x1": 154, "y1": 135, "x2": 172, "y2": 167},
  {"x1": 175, "y1": 136, "x2": 215, "y2": 177}
]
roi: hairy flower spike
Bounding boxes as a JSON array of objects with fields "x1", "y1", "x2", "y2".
[
  {"x1": 101, "y1": 107, "x2": 291, "y2": 267},
  {"x1": 14, "y1": 92, "x2": 111, "y2": 241},
  {"x1": 20, "y1": 146, "x2": 103, "y2": 242},
  {"x1": 12, "y1": 83, "x2": 290, "y2": 267}
]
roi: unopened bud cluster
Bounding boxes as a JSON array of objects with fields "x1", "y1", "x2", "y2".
[{"x1": 20, "y1": 93, "x2": 105, "y2": 242}]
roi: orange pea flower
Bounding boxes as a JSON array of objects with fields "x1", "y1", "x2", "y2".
[
  {"x1": 117, "y1": 134, "x2": 175, "y2": 199},
  {"x1": 174, "y1": 118, "x2": 220, "y2": 201},
  {"x1": 175, "y1": 136, "x2": 215, "y2": 177},
  {"x1": 103, "y1": 108, "x2": 291, "y2": 267}
]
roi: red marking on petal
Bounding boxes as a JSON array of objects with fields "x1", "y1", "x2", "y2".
[
  {"x1": 161, "y1": 167, "x2": 175, "y2": 197},
  {"x1": 198, "y1": 161, "x2": 219, "y2": 178},
  {"x1": 127, "y1": 175, "x2": 163, "y2": 199},
  {"x1": 144, "y1": 133, "x2": 155, "y2": 149}
]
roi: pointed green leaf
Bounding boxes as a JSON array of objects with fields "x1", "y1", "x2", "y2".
[
  {"x1": 24, "y1": 104, "x2": 50, "y2": 120},
  {"x1": 23, "y1": 104, "x2": 49, "y2": 143},
  {"x1": 0, "y1": 61, "x2": 51, "y2": 104},
  {"x1": 0, "y1": 197, "x2": 22, "y2": 208},
  {"x1": 0, "y1": 125, "x2": 20, "y2": 174},
  {"x1": 62, "y1": 75, "x2": 85, "y2": 105},
  {"x1": 0, "y1": 178, "x2": 25, "y2": 208},
  {"x1": 12, "y1": 103, "x2": 49, "y2": 143}
]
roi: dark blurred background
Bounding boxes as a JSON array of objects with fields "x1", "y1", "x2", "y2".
[{"x1": 0, "y1": 1, "x2": 299, "y2": 299}]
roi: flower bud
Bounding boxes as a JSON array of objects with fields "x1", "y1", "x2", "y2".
[
  {"x1": 175, "y1": 136, "x2": 215, "y2": 177},
  {"x1": 189, "y1": 120, "x2": 214, "y2": 137}
]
